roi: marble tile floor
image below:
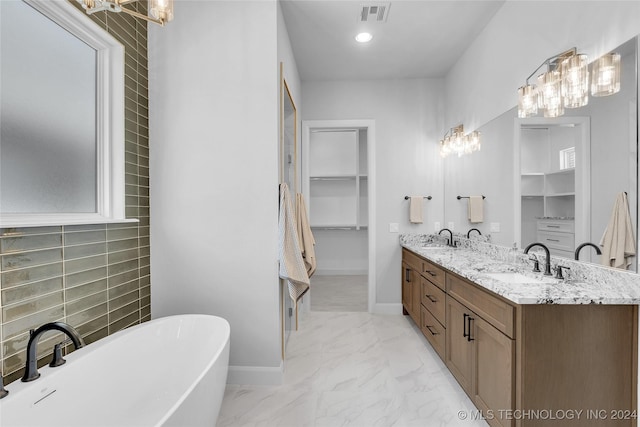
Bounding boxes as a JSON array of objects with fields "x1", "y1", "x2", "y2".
[
  {"x1": 218, "y1": 311, "x2": 489, "y2": 427},
  {"x1": 310, "y1": 275, "x2": 368, "y2": 312}
]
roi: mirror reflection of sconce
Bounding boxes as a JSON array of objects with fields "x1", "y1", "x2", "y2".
[
  {"x1": 439, "y1": 124, "x2": 481, "y2": 158},
  {"x1": 517, "y1": 47, "x2": 621, "y2": 118},
  {"x1": 75, "y1": 0, "x2": 174, "y2": 26}
]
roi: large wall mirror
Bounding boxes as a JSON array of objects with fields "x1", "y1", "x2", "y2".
[
  {"x1": 443, "y1": 36, "x2": 638, "y2": 271},
  {"x1": 0, "y1": 0, "x2": 126, "y2": 227}
]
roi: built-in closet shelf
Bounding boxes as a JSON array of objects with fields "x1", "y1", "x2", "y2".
[
  {"x1": 546, "y1": 192, "x2": 575, "y2": 197},
  {"x1": 306, "y1": 128, "x2": 368, "y2": 231},
  {"x1": 520, "y1": 166, "x2": 575, "y2": 219},
  {"x1": 311, "y1": 225, "x2": 368, "y2": 230},
  {"x1": 310, "y1": 176, "x2": 357, "y2": 181}
]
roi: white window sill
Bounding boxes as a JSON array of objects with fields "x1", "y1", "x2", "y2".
[{"x1": 0, "y1": 214, "x2": 139, "y2": 229}]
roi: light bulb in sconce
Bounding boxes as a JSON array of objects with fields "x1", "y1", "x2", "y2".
[
  {"x1": 517, "y1": 84, "x2": 538, "y2": 118},
  {"x1": 591, "y1": 53, "x2": 621, "y2": 96},
  {"x1": 561, "y1": 54, "x2": 589, "y2": 108},
  {"x1": 537, "y1": 70, "x2": 564, "y2": 117},
  {"x1": 150, "y1": 0, "x2": 174, "y2": 22}
]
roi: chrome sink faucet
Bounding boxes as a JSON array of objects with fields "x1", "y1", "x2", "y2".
[
  {"x1": 22, "y1": 322, "x2": 85, "y2": 382},
  {"x1": 524, "y1": 242, "x2": 553, "y2": 276},
  {"x1": 438, "y1": 228, "x2": 455, "y2": 247}
]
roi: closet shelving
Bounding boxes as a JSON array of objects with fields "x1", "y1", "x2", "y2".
[{"x1": 308, "y1": 129, "x2": 368, "y2": 230}]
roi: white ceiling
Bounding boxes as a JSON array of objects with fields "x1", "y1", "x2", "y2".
[{"x1": 280, "y1": 0, "x2": 506, "y2": 81}]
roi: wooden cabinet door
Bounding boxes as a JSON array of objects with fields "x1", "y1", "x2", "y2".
[
  {"x1": 473, "y1": 315, "x2": 514, "y2": 427},
  {"x1": 401, "y1": 262, "x2": 413, "y2": 316},
  {"x1": 445, "y1": 296, "x2": 473, "y2": 394}
]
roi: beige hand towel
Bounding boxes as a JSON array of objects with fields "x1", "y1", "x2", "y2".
[
  {"x1": 468, "y1": 196, "x2": 484, "y2": 224},
  {"x1": 296, "y1": 192, "x2": 316, "y2": 277},
  {"x1": 600, "y1": 192, "x2": 636, "y2": 269},
  {"x1": 278, "y1": 183, "x2": 310, "y2": 304},
  {"x1": 409, "y1": 196, "x2": 423, "y2": 224}
]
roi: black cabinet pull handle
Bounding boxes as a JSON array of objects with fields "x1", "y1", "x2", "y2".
[
  {"x1": 425, "y1": 294, "x2": 437, "y2": 303},
  {"x1": 425, "y1": 325, "x2": 439, "y2": 336},
  {"x1": 405, "y1": 268, "x2": 411, "y2": 282},
  {"x1": 546, "y1": 238, "x2": 560, "y2": 242},
  {"x1": 463, "y1": 313, "x2": 469, "y2": 338},
  {"x1": 467, "y1": 316, "x2": 475, "y2": 342},
  {"x1": 425, "y1": 270, "x2": 437, "y2": 277}
]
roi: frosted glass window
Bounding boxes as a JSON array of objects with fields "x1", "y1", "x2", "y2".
[{"x1": 1, "y1": 0, "x2": 97, "y2": 214}]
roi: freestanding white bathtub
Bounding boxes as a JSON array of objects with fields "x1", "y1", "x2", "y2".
[{"x1": 0, "y1": 314, "x2": 230, "y2": 427}]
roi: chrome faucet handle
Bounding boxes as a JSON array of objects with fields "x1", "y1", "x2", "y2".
[
  {"x1": 554, "y1": 265, "x2": 570, "y2": 280},
  {"x1": 528, "y1": 255, "x2": 540, "y2": 272},
  {"x1": 0, "y1": 373, "x2": 8, "y2": 399}
]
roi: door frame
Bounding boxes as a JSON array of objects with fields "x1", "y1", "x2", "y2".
[{"x1": 302, "y1": 119, "x2": 376, "y2": 313}]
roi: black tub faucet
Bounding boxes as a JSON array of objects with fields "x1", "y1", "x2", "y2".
[
  {"x1": 524, "y1": 242, "x2": 552, "y2": 276},
  {"x1": 574, "y1": 242, "x2": 602, "y2": 261},
  {"x1": 467, "y1": 228, "x2": 481, "y2": 238},
  {"x1": 22, "y1": 322, "x2": 85, "y2": 382},
  {"x1": 438, "y1": 228, "x2": 454, "y2": 246}
]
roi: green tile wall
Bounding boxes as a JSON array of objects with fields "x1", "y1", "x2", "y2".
[{"x1": 0, "y1": 2, "x2": 150, "y2": 384}]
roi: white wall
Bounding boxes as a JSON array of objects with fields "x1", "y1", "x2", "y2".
[
  {"x1": 445, "y1": 1, "x2": 640, "y2": 133},
  {"x1": 302, "y1": 79, "x2": 444, "y2": 306},
  {"x1": 149, "y1": 1, "x2": 282, "y2": 384}
]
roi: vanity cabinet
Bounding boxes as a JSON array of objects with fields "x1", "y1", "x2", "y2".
[
  {"x1": 401, "y1": 247, "x2": 637, "y2": 427},
  {"x1": 446, "y1": 275, "x2": 515, "y2": 427}
]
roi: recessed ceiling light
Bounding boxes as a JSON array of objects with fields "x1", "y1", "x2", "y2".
[{"x1": 355, "y1": 32, "x2": 373, "y2": 43}]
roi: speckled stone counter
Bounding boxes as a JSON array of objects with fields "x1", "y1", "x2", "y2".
[{"x1": 400, "y1": 233, "x2": 640, "y2": 305}]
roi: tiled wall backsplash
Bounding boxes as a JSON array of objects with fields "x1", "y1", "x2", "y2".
[{"x1": 0, "y1": 3, "x2": 150, "y2": 384}]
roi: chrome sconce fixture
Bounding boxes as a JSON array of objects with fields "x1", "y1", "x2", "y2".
[
  {"x1": 439, "y1": 125, "x2": 481, "y2": 158},
  {"x1": 517, "y1": 48, "x2": 621, "y2": 118},
  {"x1": 76, "y1": 0, "x2": 174, "y2": 26}
]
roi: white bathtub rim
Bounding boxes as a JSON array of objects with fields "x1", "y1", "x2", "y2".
[{"x1": 1, "y1": 313, "x2": 230, "y2": 426}]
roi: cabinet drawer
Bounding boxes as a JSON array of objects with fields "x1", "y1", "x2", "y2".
[
  {"x1": 402, "y1": 248, "x2": 423, "y2": 272},
  {"x1": 447, "y1": 274, "x2": 515, "y2": 338},
  {"x1": 421, "y1": 305, "x2": 445, "y2": 360},
  {"x1": 422, "y1": 259, "x2": 445, "y2": 290},
  {"x1": 421, "y1": 277, "x2": 445, "y2": 325},
  {"x1": 537, "y1": 219, "x2": 574, "y2": 233},
  {"x1": 537, "y1": 230, "x2": 575, "y2": 251}
]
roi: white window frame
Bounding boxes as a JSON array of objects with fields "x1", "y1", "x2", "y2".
[{"x1": 0, "y1": 0, "x2": 131, "y2": 227}]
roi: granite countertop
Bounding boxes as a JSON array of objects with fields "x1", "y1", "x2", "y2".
[{"x1": 401, "y1": 236, "x2": 640, "y2": 305}]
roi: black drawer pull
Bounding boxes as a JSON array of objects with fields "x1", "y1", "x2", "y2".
[
  {"x1": 425, "y1": 270, "x2": 438, "y2": 277},
  {"x1": 425, "y1": 294, "x2": 437, "y2": 303},
  {"x1": 467, "y1": 316, "x2": 475, "y2": 342},
  {"x1": 546, "y1": 225, "x2": 561, "y2": 228},
  {"x1": 546, "y1": 238, "x2": 560, "y2": 242},
  {"x1": 463, "y1": 313, "x2": 469, "y2": 338},
  {"x1": 425, "y1": 325, "x2": 439, "y2": 336}
]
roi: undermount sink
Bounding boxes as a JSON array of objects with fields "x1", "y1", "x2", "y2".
[
  {"x1": 483, "y1": 272, "x2": 556, "y2": 284},
  {"x1": 420, "y1": 246, "x2": 450, "y2": 251}
]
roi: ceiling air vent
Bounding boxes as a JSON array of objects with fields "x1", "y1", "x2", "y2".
[{"x1": 360, "y1": 3, "x2": 391, "y2": 22}]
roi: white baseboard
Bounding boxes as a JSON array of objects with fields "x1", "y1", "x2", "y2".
[
  {"x1": 373, "y1": 303, "x2": 403, "y2": 315},
  {"x1": 314, "y1": 269, "x2": 368, "y2": 276},
  {"x1": 226, "y1": 362, "x2": 283, "y2": 385}
]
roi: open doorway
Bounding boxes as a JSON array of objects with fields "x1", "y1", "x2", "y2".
[{"x1": 302, "y1": 120, "x2": 376, "y2": 313}]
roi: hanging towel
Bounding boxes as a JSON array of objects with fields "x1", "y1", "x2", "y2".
[
  {"x1": 278, "y1": 183, "x2": 310, "y2": 305},
  {"x1": 296, "y1": 192, "x2": 316, "y2": 277},
  {"x1": 409, "y1": 196, "x2": 423, "y2": 224},
  {"x1": 600, "y1": 192, "x2": 636, "y2": 269},
  {"x1": 468, "y1": 196, "x2": 484, "y2": 224}
]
